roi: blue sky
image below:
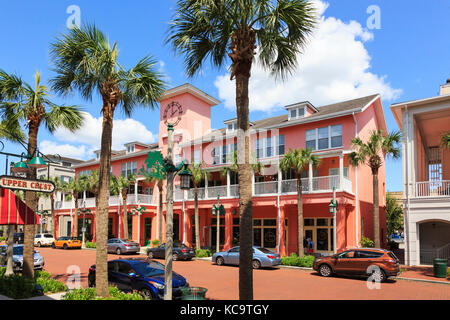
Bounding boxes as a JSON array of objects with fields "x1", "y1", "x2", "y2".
[{"x1": 0, "y1": 0, "x2": 449, "y2": 192}]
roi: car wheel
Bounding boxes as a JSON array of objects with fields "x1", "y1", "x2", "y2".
[
  {"x1": 148, "y1": 251, "x2": 154, "y2": 259},
  {"x1": 216, "y1": 256, "x2": 224, "y2": 266},
  {"x1": 173, "y1": 253, "x2": 178, "y2": 261},
  {"x1": 116, "y1": 248, "x2": 121, "y2": 255},
  {"x1": 63, "y1": 244, "x2": 68, "y2": 250},
  {"x1": 140, "y1": 288, "x2": 155, "y2": 300},
  {"x1": 319, "y1": 264, "x2": 332, "y2": 277},
  {"x1": 252, "y1": 260, "x2": 261, "y2": 269},
  {"x1": 51, "y1": 243, "x2": 55, "y2": 249},
  {"x1": 370, "y1": 267, "x2": 387, "y2": 283}
]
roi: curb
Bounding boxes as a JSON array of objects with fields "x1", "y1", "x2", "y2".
[{"x1": 393, "y1": 276, "x2": 450, "y2": 285}]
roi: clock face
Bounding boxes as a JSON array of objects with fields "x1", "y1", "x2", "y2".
[{"x1": 163, "y1": 101, "x2": 183, "y2": 126}]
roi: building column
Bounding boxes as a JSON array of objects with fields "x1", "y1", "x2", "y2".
[
  {"x1": 204, "y1": 173, "x2": 209, "y2": 199},
  {"x1": 226, "y1": 170, "x2": 231, "y2": 198},
  {"x1": 224, "y1": 207, "x2": 233, "y2": 250},
  {"x1": 339, "y1": 153, "x2": 344, "y2": 190},
  {"x1": 134, "y1": 179, "x2": 138, "y2": 204},
  {"x1": 278, "y1": 205, "x2": 287, "y2": 256},
  {"x1": 308, "y1": 161, "x2": 313, "y2": 192},
  {"x1": 92, "y1": 213, "x2": 96, "y2": 242},
  {"x1": 277, "y1": 167, "x2": 282, "y2": 194},
  {"x1": 251, "y1": 169, "x2": 255, "y2": 195}
]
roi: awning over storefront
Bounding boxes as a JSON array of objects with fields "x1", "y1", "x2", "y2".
[{"x1": 0, "y1": 188, "x2": 39, "y2": 225}]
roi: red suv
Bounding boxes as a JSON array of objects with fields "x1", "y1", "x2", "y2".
[{"x1": 313, "y1": 248, "x2": 400, "y2": 282}]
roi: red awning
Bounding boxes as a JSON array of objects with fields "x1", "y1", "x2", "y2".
[{"x1": 0, "y1": 188, "x2": 40, "y2": 225}]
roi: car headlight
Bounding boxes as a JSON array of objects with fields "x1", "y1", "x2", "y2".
[{"x1": 148, "y1": 281, "x2": 165, "y2": 290}]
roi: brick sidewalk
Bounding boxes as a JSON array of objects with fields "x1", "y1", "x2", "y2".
[{"x1": 398, "y1": 265, "x2": 449, "y2": 283}]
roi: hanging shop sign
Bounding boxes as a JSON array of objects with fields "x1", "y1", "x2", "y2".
[{"x1": 0, "y1": 175, "x2": 55, "y2": 193}]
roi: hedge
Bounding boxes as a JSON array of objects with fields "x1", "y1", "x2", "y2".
[
  {"x1": 63, "y1": 286, "x2": 144, "y2": 300},
  {"x1": 281, "y1": 254, "x2": 315, "y2": 268},
  {"x1": 195, "y1": 249, "x2": 212, "y2": 258}
]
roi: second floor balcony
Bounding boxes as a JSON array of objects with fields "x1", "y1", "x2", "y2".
[
  {"x1": 174, "y1": 174, "x2": 352, "y2": 201},
  {"x1": 54, "y1": 193, "x2": 153, "y2": 210}
]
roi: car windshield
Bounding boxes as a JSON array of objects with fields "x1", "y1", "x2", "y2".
[
  {"x1": 44, "y1": 234, "x2": 53, "y2": 238},
  {"x1": 133, "y1": 261, "x2": 165, "y2": 277},
  {"x1": 13, "y1": 247, "x2": 24, "y2": 255}
]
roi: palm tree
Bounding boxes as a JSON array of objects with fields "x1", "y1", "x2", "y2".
[
  {"x1": 167, "y1": 0, "x2": 317, "y2": 300},
  {"x1": 50, "y1": 24, "x2": 166, "y2": 296},
  {"x1": 349, "y1": 130, "x2": 401, "y2": 248},
  {"x1": 110, "y1": 174, "x2": 136, "y2": 239},
  {"x1": 441, "y1": 132, "x2": 450, "y2": 149},
  {"x1": 140, "y1": 167, "x2": 165, "y2": 242},
  {"x1": 280, "y1": 148, "x2": 320, "y2": 256},
  {"x1": 0, "y1": 69, "x2": 84, "y2": 279},
  {"x1": 189, "y1": 162, "x2": 209, "y2": 250},
  {"x1": 68, "y1": 176, "x2": 88, "y2": 238}
]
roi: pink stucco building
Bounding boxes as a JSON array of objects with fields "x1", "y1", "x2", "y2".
[{"x1": 54, "y1": 83, "x2": 388, "y2": 256}]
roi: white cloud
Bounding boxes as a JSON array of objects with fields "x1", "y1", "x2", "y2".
[
  {"x1": 214, "y1": 0, "x2": 402, "y2": 112},
  {"x1": 42, "y1": 112, "x2": 157, "y2": 159}
]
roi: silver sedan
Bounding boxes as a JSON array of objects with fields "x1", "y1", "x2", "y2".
[
  {"x1": 107, "y1": 238, "x2": 140, "y2": 255},
  {"x1": 212, "y1": 246, "x2": 281, "y2": 269}
]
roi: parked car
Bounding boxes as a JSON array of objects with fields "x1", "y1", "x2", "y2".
[
  {"x1": 212, "y1": 246, "x2": 281, "y2": 269},
  {"x1": 313, "y1": 248, "x2": 400, "y2": 282},
  {"x1": 7, "y1": 232, "x2": 24, "y2": 244},
  {"x1": 147, "y1": 242, "x2": 195, "y2": 261},
  {"x1": 88, "y1": 258, "x2": 189, "y2": 300},
  {"x1": 34, "y1": 233, "x2": 55, "y2": 247},
  {"x1": 51, "y1": 237, "x2": 82, "y2": 249},
  {"x1": 0, "y1": 245, "x2": 45, "y2": 271},
  {"x1": 107, "y1": 238, "x2": 140, "y2": 255}
]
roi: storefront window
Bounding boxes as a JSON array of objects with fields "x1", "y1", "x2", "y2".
[{"x1": 253, "y1": 219, "x2": 277, "y2": 249}]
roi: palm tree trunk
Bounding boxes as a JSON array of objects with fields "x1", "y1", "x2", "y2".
[
  {"x1": 95, "y1": 101, "x2": 115, "y2": 297},
  {"x1": 122, "y1": 191, "x2": 128, "y2": 239},
  {"x1": 297, "y1": 175, "x2": 305, "y2": 257},
  {"x1": 194, "y1": 186, "x2": 200, "y2": 250},
  {"x1": 236, "y1": 71, "x2": 253, "y2": 301},
  {"x1": 158, "y1": 183, "x2": 163, "y2": 242},
  {"x1": 372, "y1": 170, "x2": 380, "y2": 248},
  {"x1": 50, "y1": 193, "x2": 55, "y2": 237},
  {"x1": 73, "y1": 193, "x2": 79, "y2": 239},
  {"x1": 23, "y1": 125, "x2": 38, "y2": 279}
]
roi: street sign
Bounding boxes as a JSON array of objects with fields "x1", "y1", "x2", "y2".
[{"x1": 0, "y1": 175, "x2": 55, "y2": 193}]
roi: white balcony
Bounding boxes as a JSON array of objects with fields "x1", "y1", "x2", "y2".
[{"x1": 415, "y1": 180, "x2": 450, "y2": 198}]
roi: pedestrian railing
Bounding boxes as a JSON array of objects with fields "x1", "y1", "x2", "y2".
[{"x1": 415, "y1": 180, "x2": 450, "y2": 197}]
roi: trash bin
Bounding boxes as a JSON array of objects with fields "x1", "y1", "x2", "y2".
[
  {"x1": 433, "y1": 258, "x2": 448, "y2": 278},
  {"x1": 180, "y1": 287, "x2": 208, "y2": 300}
]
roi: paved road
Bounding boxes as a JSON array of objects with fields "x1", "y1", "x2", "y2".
[{"x1": 37, "y1": 247, "x2": 450, "y2": 300}]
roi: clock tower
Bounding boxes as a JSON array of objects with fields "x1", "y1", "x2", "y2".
[{"x1": 158, "y1": 83, "x2": 220, "y2": 160}]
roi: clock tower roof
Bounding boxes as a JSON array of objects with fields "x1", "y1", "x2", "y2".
[{"x1": 159, "y1": 83, "x2": 220, "y2": 106}]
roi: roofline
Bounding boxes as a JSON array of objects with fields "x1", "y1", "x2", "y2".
[
  {"x1": 159, "y1": 83, "x2": 220, "y2": 106},
  {"x1": 73, "y1": 148, "x2": 160, "y2": 169}
]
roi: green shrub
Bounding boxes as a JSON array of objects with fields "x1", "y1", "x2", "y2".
[
  {"x1": 63, "y1": 286, "x2": 144, "y2": 300},
  {"x1": 35, "y1": 275, "x2": 68, "y2": 293},
  {"x1": 0, "y1": 267, "x2": 5, "y2": 277},
  {"x1": 0, "y1": 274, "x2": 35, "y2": 299},
  {"x1": 196, "y1": 249, "x2": 212, "y2": 258},
  {"x1": 151, "y1": 239, "x2": 160, "y2": 247},
  {"x1": 360, "y1": 236, "x2": 375, "y2": 248},
  {"x1": 85, "y1": 242, "x2": 96, "y2": 248},
  {"x1": 281, "y1": 253, "x2": 315, "y2": 268}
]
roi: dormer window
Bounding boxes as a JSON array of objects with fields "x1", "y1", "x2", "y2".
[
  {"x1": 288, "y1": 106, "x2": 305, "y2": 120},
  {"x1": 126, "y1": 145, "x2": 135, "y2": 154},
  {"x1": 226, "y1": 121, "x2": 238, "y2": 133}
]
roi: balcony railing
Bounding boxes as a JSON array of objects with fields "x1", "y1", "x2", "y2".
[
  {"x1": 54, "y1": 193, "x2": 153, "y2": 210},
  {"x1": 415, "y1": 180, "x2": 450, "y2": 198},
  {"x1": 254, "y1": 181, "x2": 278, "y2": 195}
]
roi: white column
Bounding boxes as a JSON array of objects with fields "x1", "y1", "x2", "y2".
[
  {"x1": 308, "y1": 161, "x2": 313, "y2": 192},
  {"x1": 226, "y1": 170, "x2": 231, "y2": 197},
  {"x1": 339, "y1": 154, "x2": 344, "y2": 190},
  {"x1": 251, "y1": 169, "x2": 255, "y2": 195},
  {"x1": 277, "y1": 166, "x2": 282, "y2": 194},
  {"x1": 134, "y1": 179, "x2": 139, "y2": 204}
]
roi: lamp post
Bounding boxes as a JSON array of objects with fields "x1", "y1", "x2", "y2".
[
  {"x1": 78, "y1": 201, "x2": 91, "y2": 248},
  {"x1": 212, "y1": 196, "x2": 225, "y2": 253},
  {"x1": 131, "y1": 202, "x2": 146, "y2": 245},
  {"x1": 328, "y1": 187, "x2": 338, "y2": 254},
  {"x1": 163, "y1": 123, "x2": 191, "y2": 301}
]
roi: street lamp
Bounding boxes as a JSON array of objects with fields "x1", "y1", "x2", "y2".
[
  {"x1": 77, "y1": 201, "x2": 91, "y2": 248},
  {"x1": 28, "y1": 149, "x2": 47, "y2": 169},
  {"x1": 329, "y1": 187, "x2": 338, "y2": 254}
]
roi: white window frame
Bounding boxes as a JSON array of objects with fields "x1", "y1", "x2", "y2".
[
  {"x1": 305, "y1": 125, "x2": 343, "y2": 151},
  {"x1": 288, "y1": 106, "x2": 306, "y2": 121}
]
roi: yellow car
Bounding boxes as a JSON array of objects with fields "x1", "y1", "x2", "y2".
[{"x1": 51, "y1": 237, "x2": 82, "y2": 249}]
